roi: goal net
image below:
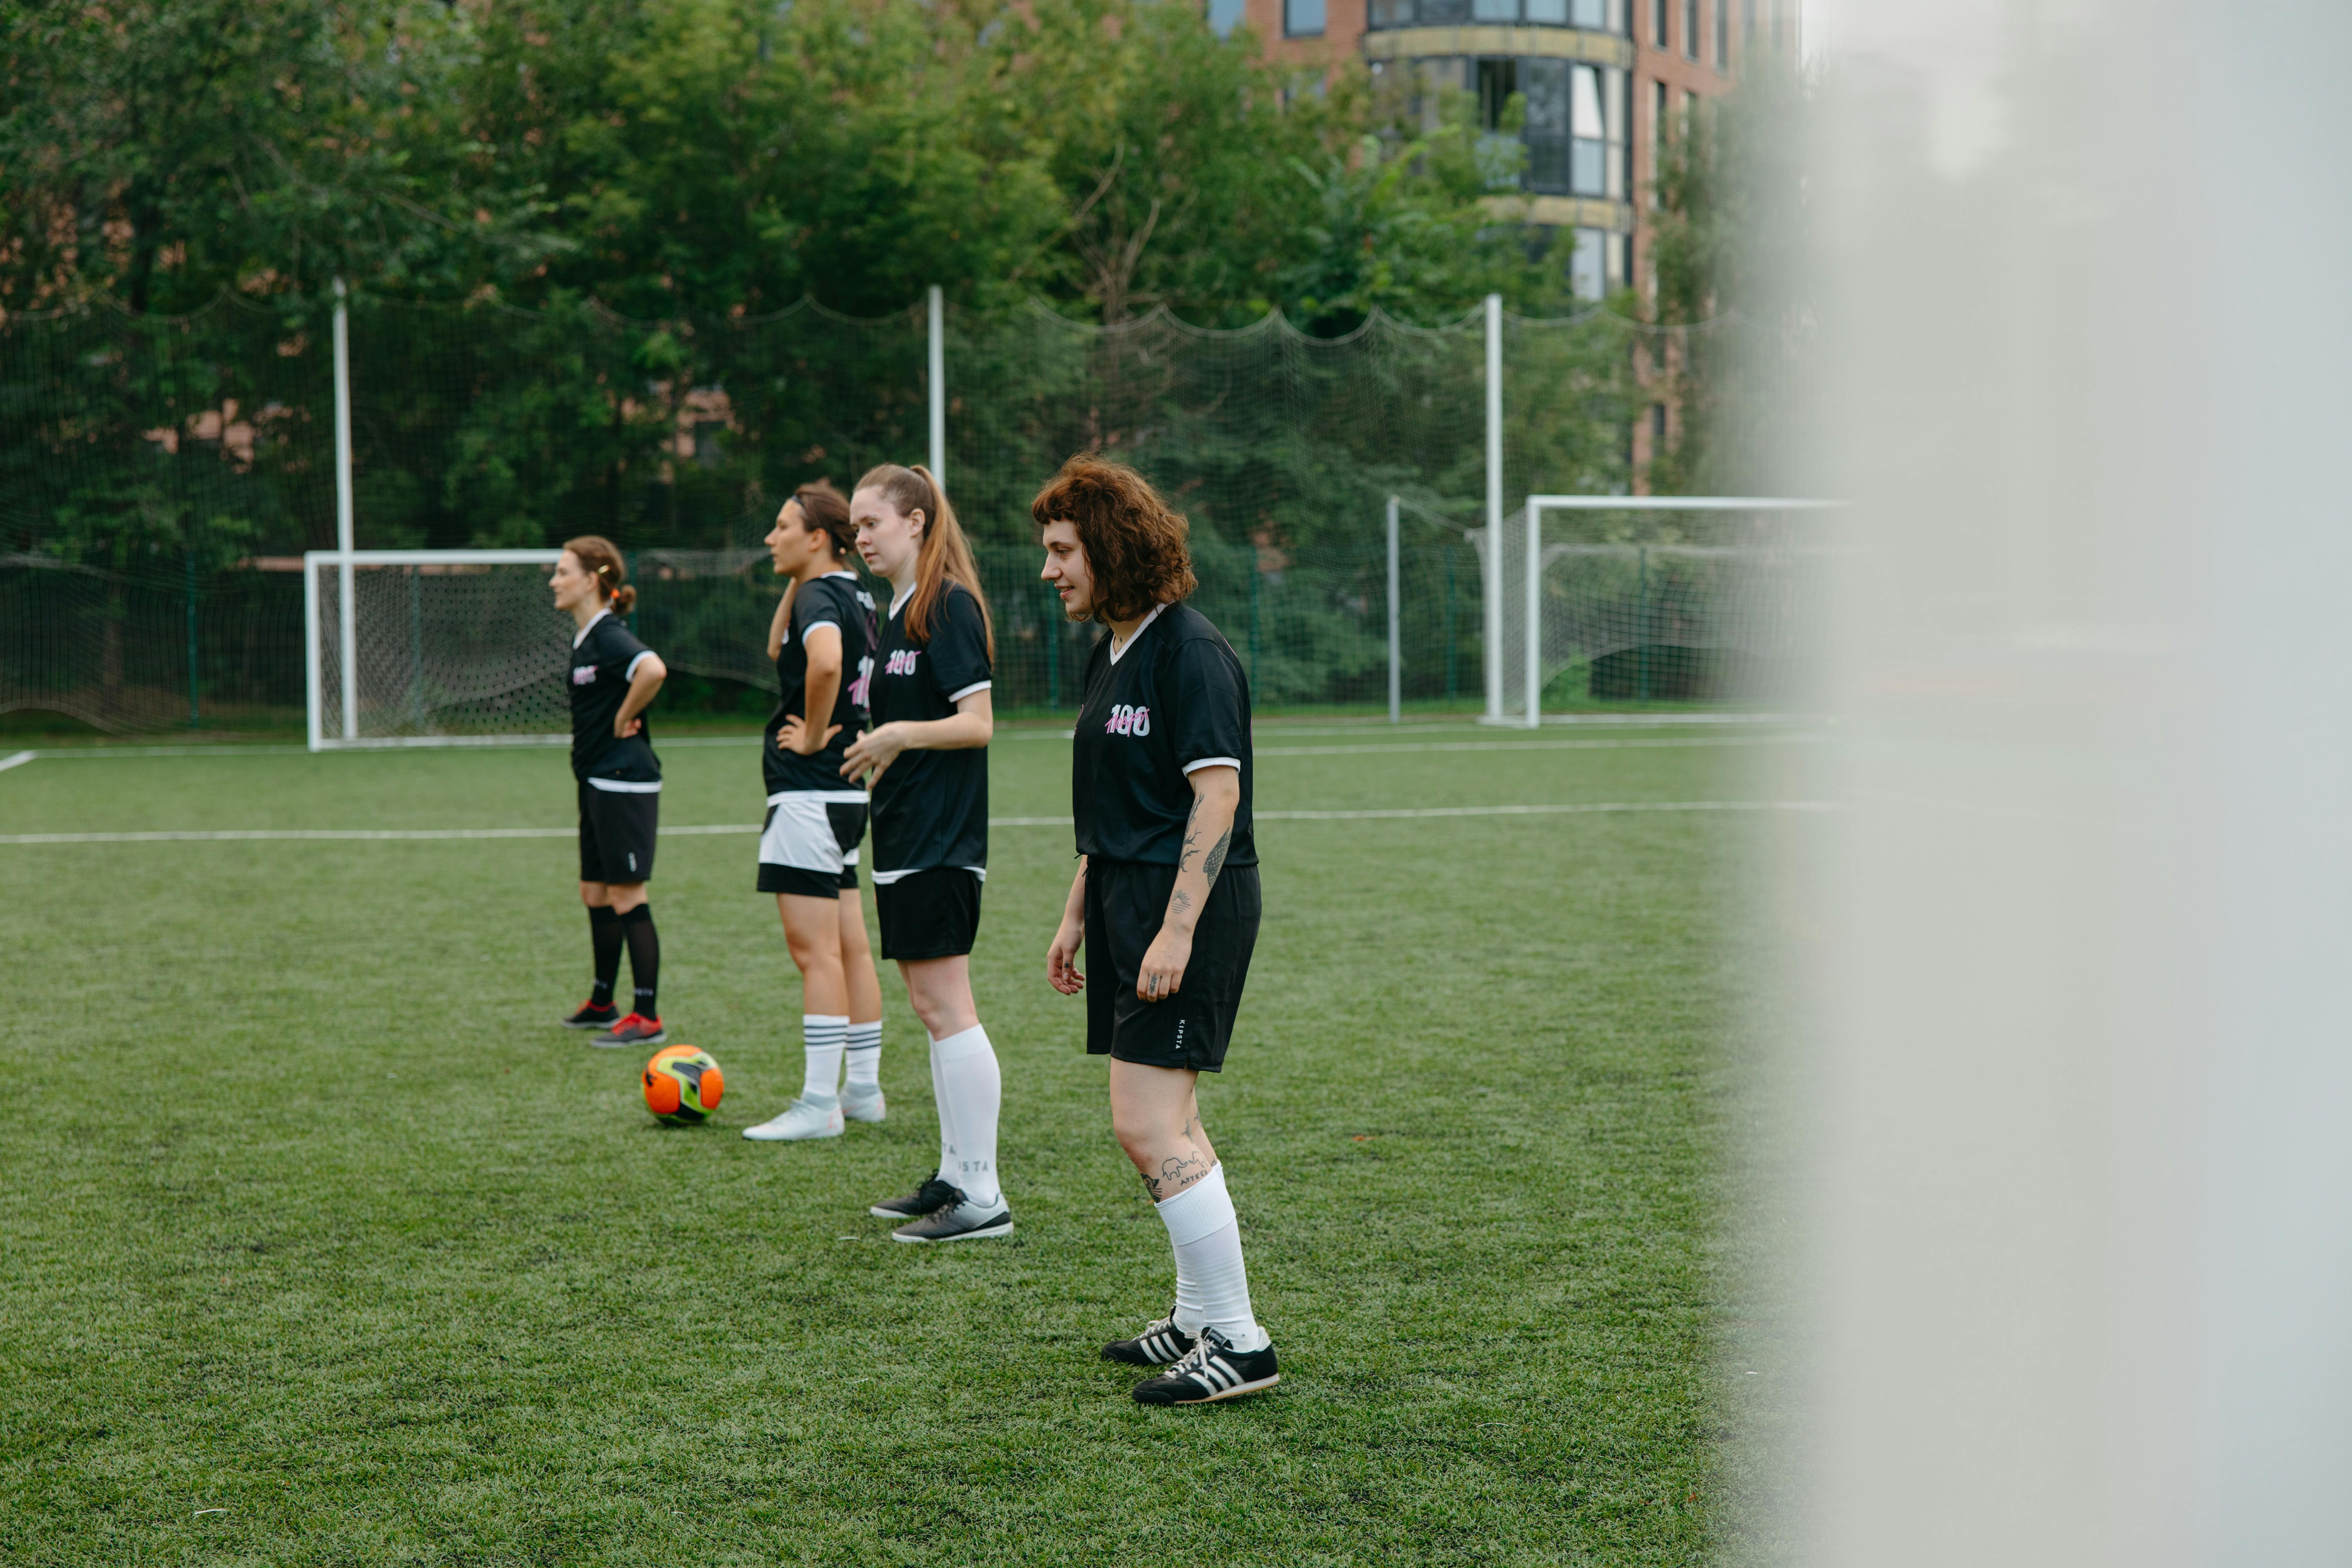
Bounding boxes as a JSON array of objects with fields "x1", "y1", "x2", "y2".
[
  {"x1": 1483, "y1": 497, "x2": 1837, "y2": 724},
  {"x1": 306, "y1": 551, "x2": 572, "y2": 749}
]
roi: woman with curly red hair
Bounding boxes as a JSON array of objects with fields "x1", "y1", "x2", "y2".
[{"x1": 1036, "y1": 455, "x2": 1278, "y2": 1405}]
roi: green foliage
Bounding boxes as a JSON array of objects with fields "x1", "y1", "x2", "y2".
[
  {"x1": 1643, "y1": 59, "x2": 1813, "y2": 497},
  {"x1": 2, "y1": 0, "x2": 1571, "y2": 327}
]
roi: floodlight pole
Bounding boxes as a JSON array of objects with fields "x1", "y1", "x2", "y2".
[
  {"x1": 1483, "y1": 294, "x2": 1503, "y2": 723},
  {"x1": 927, "y1": 285, "x2": 946, "y2": 485},
  {"x1": 1386, "y1": 496, "x2": 1402, "y2": 725},
  {"x1": 333, "y1": 278, "x2": 357, "y2": 741}
]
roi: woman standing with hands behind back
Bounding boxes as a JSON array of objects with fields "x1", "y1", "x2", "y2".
[{"x1": 840, "y1": 464, "x2": 1013, "y2": 1244}]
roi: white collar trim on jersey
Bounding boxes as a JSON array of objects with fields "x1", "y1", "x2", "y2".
[
  {"x1": 888, "y1": 584, "x2": 912, "y2": 618},
  {"x1": 822, "y1": 569, "x2": 859, "y2": 581},
  {"x1": 1108, "y1": 603, "x2": 1168, "y2": 665},
  {"x1": 573, "y1": 606, "x2": 611, "y2": 649}
]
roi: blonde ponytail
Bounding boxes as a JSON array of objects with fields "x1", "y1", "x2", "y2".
[{"x1": 854, "y1": 463, "x2": 992, "y2": 659}]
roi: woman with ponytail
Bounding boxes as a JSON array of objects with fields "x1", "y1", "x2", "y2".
[
  {"x1": 840, "y1": 464, "x2": 1012, "y2": 1242},
  {"x1": 548, "y1": 536, "x2": 671, "y2": 1048},
  {"x1": 742, "y1": 482, "x2": 890, "y2": 1144}
]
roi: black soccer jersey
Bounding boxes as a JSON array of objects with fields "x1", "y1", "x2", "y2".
[
  {"x1": 569, "y1": 609, "x2": 662, "y2": 786},
  {"x1": 868, "y1": 580, "x2": 992, "y2": 877},
  {"x1": 764, "y1": 571, "x2": 877, "y2": 795},
  {"x1": 1071, "y1": 602, "x2": 1255, "y2": 868}
]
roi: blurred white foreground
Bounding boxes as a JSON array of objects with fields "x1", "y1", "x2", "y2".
[{"x1": 1797, "y1": 1, "x2": 2352, "y2": 1563}]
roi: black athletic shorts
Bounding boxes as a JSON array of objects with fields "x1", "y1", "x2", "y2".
[
  {"x1": 1085, "y1": 860, "x2": 1260, "y2": 1072},
  {"x1": 578, "y1": 780, "x2": 659, "y2": 884},
  {"x1": 756, "y1": 792, "x2": 869, "y2": 899},
  {"x1": 874, "y1": 867, "x2": 982, "y2": 961}
]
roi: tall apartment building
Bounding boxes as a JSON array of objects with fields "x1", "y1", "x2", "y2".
[{"x1": 1222, "y1": 0, "x2": 1799, "y2": 301}]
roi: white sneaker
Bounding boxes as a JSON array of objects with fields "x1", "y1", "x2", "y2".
[
  {"x1": 741, "y1": 1097, "x2": 844, "y2": 1141},
  {"x1": 840, "y1": 1082, "x2": 887, "y2": 1124}
]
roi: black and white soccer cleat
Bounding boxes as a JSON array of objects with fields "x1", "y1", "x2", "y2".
[
  {"x1": 561, "y1": 999, "x2": 621, "y2": 1030},
  {"x1": 890, "y1": 1191, "x2": 1014, "y2": 1244},
  {"x1": 1129, "y1": 1325, "x2": 1280, "y2": 1405},
  {"x1": 1101, "y1": 1307, "x2": 1197, "y2": 1367},
  {"x1": 868, "y1": 1174, "x2": 963, "y2": 1220}
]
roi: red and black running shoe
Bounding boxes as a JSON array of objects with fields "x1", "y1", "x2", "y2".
[
  {"x1": 562, "y1": 1000, "x2": 621, "y2": 1030},
  {"x1": 589, "y1": 1012, "x2": 668, "y2": 1049}
]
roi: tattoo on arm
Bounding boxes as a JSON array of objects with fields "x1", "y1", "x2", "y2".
[
  {"x1": 1169, "y1": 888, "x2": 1192, "y2": 916},
  {"x1": 1202, "y1": 826, "x2": 1232, "y2": 886},
  {"x1": 1177, "y1": 796, "x2": 1204, "y2": 873}
]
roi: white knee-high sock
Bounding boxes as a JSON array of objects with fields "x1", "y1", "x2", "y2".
[
  {"x1": 930, "y1": 1024, "x2": 1002, "y2": 1208},
  {"x1": 927, "y1": 1036, "x2": 951, "y2": 1179},
  {"x1": 844, "y1": 1020, "x2": 882, "y2": 1089},
  {"x1": 800, "y1": 1014, "x2": 847, "y2": 1102},
  {"x1": 1154, "y1": 1164, "x2": 1266, "y2": 1351}
]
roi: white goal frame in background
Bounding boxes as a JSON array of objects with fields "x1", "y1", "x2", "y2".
[
  {"x1": 304, "y1": 549, "x2": 566, "y2": 752},
  {"x1": 1485, "y1": 495, "x2": 1842, "y2": 728}
]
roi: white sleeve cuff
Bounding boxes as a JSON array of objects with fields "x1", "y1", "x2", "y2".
[
  {"x1": 798, "y1": 619, "x2": 841, "y2": 640},
  {"x1": 1182, "y1": 756, "x2": 1241, "y2": 774},
  {"x1": 947, "y1": 680, "x2": 993, "y2": 703},
  {"x1": 625, "y1": 650, "x2": 657, "y2": 681}
]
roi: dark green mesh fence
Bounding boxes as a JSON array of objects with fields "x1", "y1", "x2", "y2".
[{"x1": 3, "y1": 293, "x2": 1786, "y2": 734}]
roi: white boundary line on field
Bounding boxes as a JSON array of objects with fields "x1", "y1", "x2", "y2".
[
  {"x1": 1255, "y1": 735, "x2": 1819, "y2": 758},
  {"x1": 0, "y1": 800, "x2": 1841, "y2": 846},
  {"x1": 4, "y1": 730, "x2": 1818, "y2": 764}
]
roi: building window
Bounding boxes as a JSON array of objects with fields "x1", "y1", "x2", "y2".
[
  {"x1": 1682, "y1": 0, "x2": 1698, "y2": 56},
  {"x1": 1652, "y1": 0, "x2": 1667, "y2": 46},
  {"x1": 1286, "y1": 0, "x2": 1325, "y2": 34},
  {"x1": 1570, "y1": 64, "x2": 1606, "y2": 192},
  {"x1": 1478, "y1": 58, "x2": 1518, "y2": 131},
  {"x1": 1652, "y1": 77, "x2": 1669, "y2": 194},
  {"x1": 1570, "y1": 229, "x2": 1607, "y2": 301},
  {"x1": 1512, "y1": 57, "x2": 1625, "y2": 197},
  {"x1": 1208, "y1": 0, "x2": 1246, "y2": 37},
  {"x1": 1474, "y1": 0, "x2": 1516, "y2": 21},
  {"x1": 1714, "y1": 0, "x2": 1727, "y2": 64}
]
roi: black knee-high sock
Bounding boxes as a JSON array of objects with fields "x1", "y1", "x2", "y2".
[
  {"x1": 588, "y1": 905, "x2": 623, "y2": 1007},
  {"x1": 619, "y1": 903, "x2": 659, "y2": 1019}
]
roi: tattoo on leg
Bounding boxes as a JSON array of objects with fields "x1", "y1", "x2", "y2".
[{"x1": 1140, "y1": 1149, "x2": 1209, "y2": 1202}]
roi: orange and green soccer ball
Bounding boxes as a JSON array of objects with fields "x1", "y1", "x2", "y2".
[{"x1": 642, "y1": 1046, "x2": 723, "y2": 1125}]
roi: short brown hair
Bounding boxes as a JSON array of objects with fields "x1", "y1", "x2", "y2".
[
  {"x1": 562, "y1": 534, "x2": 636, "y2": 614},
  {"x1": 1029, "y1": 457, "x2": 1197, "y2": 623}
]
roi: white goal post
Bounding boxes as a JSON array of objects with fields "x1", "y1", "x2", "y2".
[
  {"x1": 304, "y1": 549, "x2": 570, "y2": 752},
  {"x1": 1484, "y1": 495, "x2": 1842, "y2": 727}
]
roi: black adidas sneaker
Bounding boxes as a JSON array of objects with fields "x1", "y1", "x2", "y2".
[
  {"x1": 1130, "y1": 1325, "x2": 1280, "y2": 1405},
  {"x1": 1101, "y1": 1308, "x2": 1197, "y2": 1367},
  {"x1": 869, "y1": 1175, "x2": 962, "y2": 1220}
]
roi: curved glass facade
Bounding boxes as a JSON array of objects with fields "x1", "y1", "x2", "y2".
[{"x1": 1366, "y1": 0, "x2": 1626, "y2": 27}]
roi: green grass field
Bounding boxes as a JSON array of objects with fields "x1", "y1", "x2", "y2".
[{"x1": 0, "y1": 720, "x2": 1797, "y2": 1566}]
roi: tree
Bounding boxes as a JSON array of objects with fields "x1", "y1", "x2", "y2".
[{"x1": 1643, "y1": 57, "x2": 1813, "y2": 496}]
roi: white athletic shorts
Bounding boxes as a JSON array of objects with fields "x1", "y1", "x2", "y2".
[{"x1": 757, "y1": 791, "x2": 870, "y2": 899}]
